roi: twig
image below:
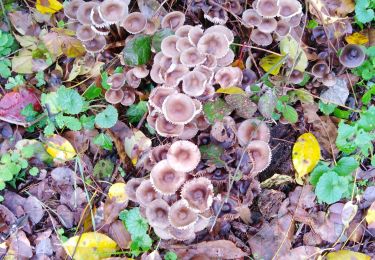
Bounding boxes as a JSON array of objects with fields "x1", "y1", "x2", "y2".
[{"x1": 232, "y1": 43, "x2": 283, "y2": 57}]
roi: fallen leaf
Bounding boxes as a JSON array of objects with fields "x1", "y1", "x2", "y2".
[
  {"x1": 24, "y1": 196, "x2": 44, "y2": 225},
  {"x1": 36, "y1": 0, "x2": 63, "y2": 14},
  {"x1": 258, "y1": 90, "x2": 277, "y2": 118},
  {"x1": 280, "y1": 36, "x2": 308, "y2": 72},
  {"x1": 216, "y1": 86, "x2": 245, "y2": 95},
  {"x1": 326, "y1": 250, "x2": 370, "y2": 260},
  {"x1": 366, "y1": 201, "x2": 375, "y2": 229},
  {"x1": 341, "y1": 201, "x2": 358, "y2": 227},
  {"x1": 8, "y1": 11, "x2": 41, "y2": 36},
  {"x1": 45, "y1": 134, "x2": 77, "y2": 161},
  {"x1": 320, "y1": 78, "x2": 349, "y2": 106},
  {"x1": 225, "y1": 94, "x2": 257, "y2": 119},
  {"x1": 308, "y1": 0, "x2": 347, "y2": 24},
  {"x1": 124, "y1": 129, "x2": 152, "y2": 165},
  {"x1": 63, "y1": 232, "x2": 117, "y2": 260},
  {"x1": 259, "y1": 54, "x2": 284, "y2": 75},
  {"x1": 292, "y1": 133, "x2": 321, "y2": 184},
  {"x1": 345, "y1": 32, "x2": 369, "y2": 45},
  {"x1": 231, "y1": 59, "x2": 245, "y2": 69},
  {"x1": 108, "y1": 183, "x2": 128, "y2": 204},
  {"x1": 41, "y1": 31, "x2": 86, "y2": 58}
]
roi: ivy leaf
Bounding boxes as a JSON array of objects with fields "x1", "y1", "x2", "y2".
[
  {"x1": 126, "y1": 101, "x2": 148, "y2": 124},
  {"x1": 333, "y1": 157, "x2": 359, "y2": 176},
  {"x1": 93, "y1": 133, "x2": 113, "y2": 151},
  {"x1": 315, "y1": 171, "x2": 349, "y2": 204},
  {"x1": 203, "y1": 98, "x2": 233, "y2": 124},
  {"x1": 95, "y1": 105, "x2": 118, "y2": 128},
  {"x1": 152, "y1": 29, "x2": 174, "y2": 52},
  {"x1": 123, "y1": 35, "x2": 152, "y2": 66},
  {"x1": 119, "y1": 208, "x2": 149, "y2": 237},
  {"x1": 56, "y1": 86, "x2": 84, "y2": 115}
]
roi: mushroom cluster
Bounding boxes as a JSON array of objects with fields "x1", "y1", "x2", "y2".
[
  {"x1": 148, "y1": 24, "x2": 239, "y2": 138},
  {"x1": 126, "y1": 140, "x2": 215, "y2": 241},
  {"x1": 241, "y1": 0, "x2": 303, "y2": 46}
]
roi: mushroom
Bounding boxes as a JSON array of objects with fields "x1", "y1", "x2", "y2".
[
  {"x1": 321, "y1": 72, "x2": 337, "y2": 87},
  {"x1": 120, "y1": 89, "x2": 136, "y2": 106},
  {"x1": 197, "y1": 32, "x2": 229, "y2": 59},
  {"x1": 145, "y1": 199, "x2": 170, "y2": 229},
  {"x1": 125, "y1": 178, "x2": 143, "y2": 202},
  {"x1": 339, "y1": 44, "x2": 366, "y2": 68},
  {"x1": 77, "y1": 2, "x2": 99, "y2": 25},
  {"x1": 226, "y1": 0, "x2": 243, "y2": 15},
  {"x1": 76, "y1": 25, "x2": 96, "y2": 42},
  {"x1": 278, "y1": 0, "x2": 302, "y2": 19},
  {"x1": 289, "y1": 70, "x2": 304, "y2": 84},
  {"x1": 188, "y1": 26, "x2": 204, "y2": 46},
  {"x1": 258, "y1": 17, "x2": 278, "y2": 33},
  {"x1": 105, "y1": 89, "x2": 124, "y2": 104},
  {"x1": 122, "y1": 12, "x2": 147, "y2": 34},
  {"x1": 144, "y1": 20, "x2": 158, "y2": 35},
  {"x1": 161, "y1": 11, "x2": 185, "y2": 31},
  {"x1": 155, "y1": 115, "x2": 184, "y2": 137},
  {"x1": 135, "y1": 179, "x2": 161, "y2": 206},
  {"x1": 108, "y1": 73, "x2": 126, "y2": 90},
  {"x1": 150, "y1": 64, "x2": 165, "y2": 84},
  {"x1": 90, "y1": 6, "x2": 107, "y2": 28},
  {"x1": 98, "y1": 0, "x2": 128, "y2": 25},
  {"x1": 167, "y1": 140, "x2": 201, "y2": 172},
  {"x1": 180, "y1": 47, "x2": 206, "y2": 67},
  {"x1": 217, "y1": 49, "x2": 235, "y2": 67},
  {"x1": 82, "y1": 35, "x2": 107, "y2": 53},
  {"x1": 91, "y1": 25, "x2": 110, "y2": 36},
  {"x1": 237, "y1": 119, "x2": 271, "y2": 146},
  {"x1": 150, "y1": 144, "x2": 171, "y2": 163},
  {"x1": 175, "y1": 25, "x2": 193, "y2": 37},
  {"x1": 161, "y1": 35, "x2": 180, "y2": 58},
  {"x1": 194, "y1": 65, "x2": 214, "y2": 82},
  {"x1": 126, "y1": 69, "x2": 141, "y2": 88},
  {"x1": 164, "y1": 64, "x2": 189, "y2": 87},
  {"x1": 202, "y1": 54, "x2": 217, "y2": 69},
  {"x1": 194, "y1": 113, "x2": 210, "y2": 131},
  {"x1": 153, "y1": 227, "x2": 174, "y2": 240},
  {"x1": 204, "y1": 7, "x2": 228, "y2": 25},
  {"x1": 250, "y1": 29, "x2": 273, "y2": 46},
  {"x1": 241, "y1": 69, "x2": 258, "y2": 88},
  {"x1": 162, "y1": 93, "x2": 196, "y2": 125},
  {"x1": 242, "y1": 9, "x2": 262, "y2": 28},
  {"x1": 178, "y1": 122, "x2": 199, "y2": 140},
  {"x1": 205, "y1": 25, "x2": 234, "y2": 44},
  {"x1": 247, "y1": 140, "x2": 272, "y2": 174},
  {"x1": 149, "y1": 87, "x2": 178, "y2": 111},
  {"x1": 181, "y1": 177, "x2": 213, "y2": 213},
  {"x1": 64, "y1": 0, "x2": 84, "y2": 20},
  {"x1": 275, "y1": 20, "x2": 291, "y2": 37},
  {"x1": 168, "y1": 199, "x2": 198, "y2": 229},
  {"x1": 311, "y1": 61, "x2": 330, "y2": 78},
  {"x1": 150, "y1": 159, "x2": 186, "y2": 195},
  {"x1": 176, "y1": 37, "x2": 194, "y2": 52},
  {"x1": 132, "y1": 66, "x2": 149, "y2": 79},
  {"x1": 182, "y1": 71, "x2": 207, "y2": 97},
  {"x1": 255, "y1": 0, "x2": 280, "y2": 17},
  {"x1": 286, "y1": 12, "x2": 303, "y2": 28},
  {"x1": 214, "y1": 66, "x2": 243, "y2": 88},
  {"x1": 169, "y1": 225, "x2": 196, "y2": 241}
]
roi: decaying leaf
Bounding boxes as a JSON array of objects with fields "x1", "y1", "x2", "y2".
[
  {"x1": 326, "y1": 250, "x2": 371, "y2": 260},
  {"x1": 225, "y1": 94, "x2": 257, "y2": 119},
  {"x1": 216, "y1": 86, "x2": 245, "y2": 95},
  {"x1": 259, "y1": 54, "x2": 284, "y2": 75},
  {"x1": 124, "y1": 129, "x2": 152, "y2": 165},
  {"x1": 63, "y1": 232, "x2": 117, "y2": 260},
  {"x1": 366, "y1": 201, "x2": 375, "y2": 229},
  {"x1": 45, "y1": 134, "x2": 77, "y2": 161},
  {"x1": 41, "y1": 30, "x2": 86, "y2": 58},
  {"x1": 292, "y1": 133, "x2": 321, "y2": 184},
  {"x1": 108, "y1": 183, "x2": 128, "y2": 204},
  {"x1": 36, "y1": 0, "x2": 63, "y2": 14},
  {"x1": 341, "y1": 201, "x2": 358, "y2": 227},
  {"x1": 308, "y1": 0, "x2": 348, "y2": 24},
  {"x1": 258, "y1": 90, "x2": 277, "y2": 118},
  {"x1": 280, "y1": 36, "x2": 308, "y2": 72}
]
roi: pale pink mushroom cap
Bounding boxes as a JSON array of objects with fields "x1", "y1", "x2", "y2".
[{"x1": 167, "y1": 140, "x2": 201, "y2": 172}]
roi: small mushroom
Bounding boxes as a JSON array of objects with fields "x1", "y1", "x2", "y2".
[
  {"x1": 132, "y1": 66, "x2": 149, "y2": 79},
  {"x1": 194, "y1": 65, "x2": 214, "y2": 81},
  {"x1": 108, "y1": 73, "x2": 126, "y2": 90},
  {"x1": 167, "y1": 140, "x2": 201, "y2": 172},
  {"x1": 149, "y1": 87, "x2": 178, "y2": 111},
  {"x1": 77, "y1": 2, "x2": 99, "y2": 25},
  {"x1": 153, "y1": 226, "x2": 174, "y2": 240},
  {"x1": 126, "y1": 69, "x2": 141, "y2": 88},
  {"x1": 122, "y1": 12, "x2": 147, "y2": 34},
  {"x1": 82, "y1": 35, "x2": 107, "y2": 53},
  {"x1": 214, "y1": 67, "x2": 243, "y2": 88},
  {"x1": 90, "y1": 6, "x2": 107, "y2": 28},
  {"x1": 321, "y1": 72, "x2": 337, "y2": 87},
  {"x1": 217, "y1": 49, "x2": 235, "y2": 67},
  {"x1": 205, "y1": 25, "x2": 234, "y2": 44},
  {"x1": 120, "y1": 89, "x2": 136, "y2": 106},
  {"x1": 175, "y1": 25, "x2": 193, "y2": 37},
  {"x1": 255, "y1": 0, "x2": 280, "y2": 17},
  {"x1": 76, "y1": 25, "x2": 96, "y2": 42},
  {"x1": 197, "y1": 32, "x2": 229, "y2": 59},
  {"x1": 182, "y1": 71, "x2": 207, "y2": 97},
  {"x1": 180, "y1": 47, "x2": 206, "y2": 67},
  {"x1": 188, "y1": 26, "x2": 204, "y2": 46},
  {"x1": 339, "y1": 44, "x2": 366, "y2": 68},
  {"x1": 286, "y1": 12, "x2": 303, "y2": 28},
  {"x1": 168, "y1": 199, "x2": 198, "y2": 229},
  {"x1": 161, "y1": 11, "x2": 185, "y2": 31},
  {"x1": 258, "y1": 17, "x2": 278, "y2": 33},
  {"x1": 289, "y1": 70, "x2": 304, "y2": 84},
  {"x1": 278, "y1": 0, "x2": 302, "y2": 19},
  {"x1": 202, "y1": 54, "x2": 218, "y2": 69},
  {"x1": 237, "y1": 119, "x2": 271, "y2": 146},
  {"x1": 176, "y1": 37, "x2": 194, "y2": 52},
  {"x1": 204, "y1": 8, "x2": 228, "y2": 25},
  {"x1": 169, "y1": 225, "x2": 196, "y2": 240},
  {"x1": 247, "y1": 140, "x2": 272, "y2": 174},
  {"x1": 241, "y1": 69, "x2": 258, "y2": 88},
  {"x1": 162, "y1": 93, "x2": 196, "y2": 125},
  {"x1": 226, "y1": 0, "x2": 243, "y2": 15},
  {"x1": 181, "y1": 177, "x2": 213, "y2": 213},
  {"x1": 155, "y1": 115, "x2": 184, "y2": 137},
  {"x1": 161, "y1": 35, "x2": 180, "y2": 58},
  {"x1": 164, "y1": 64, "x2": 190, "y2": 87},
  {"x1": 64, "y1": 0, "x2": 84, "y2": 20},
  {"x1": 105, "y1": 89, "x2": 124, "y2": 104},
  {"x1": 275, "y1": 20, "x2": 291, "y2": 37},
  {"x1": 143, "y1": 20, "x2": 158, "y2": 35},
  {"x1": 135, "y1": 179, "x2": 161, "y2": 206},
  {"x1": 150, "y1": 144, "x2": 171, "y2": 163},
  {"x1": 178, "y1": 122, "x2": 199, "y2": 140},
  {"x1": 311, "y1": 61, "x2": 330, "y2": 78},
  {"x1": 145, "y1": 199, "x2": 170, "y2": 229},
  {"x1": 150, "y1": 160, "x2": 186, "y2": 195},
  {"x1": 125, "y1": 178, "x2": 143, "y2": 202},
  {"x1": 98, "y1": 0, "x2": 128, "y2": 25},
  {"x1": 150, "y1": 64, "x2": 165, "y2": 84},
  {"x1": 250, "y1": 29, "x2": 273, "y2": 46},
  {"x1": 242, "y1": 9, "x2": 262, "y2": 28}
]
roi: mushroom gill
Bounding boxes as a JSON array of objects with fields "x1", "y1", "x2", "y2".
[{"x1": 247, "y1": 140, "x2": 272, "y2": 174}]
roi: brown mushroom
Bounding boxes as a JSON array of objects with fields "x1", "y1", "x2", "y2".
[
  {"x1": 108, "y1": 73, "x2": 126, "y2": 90},
  {"x1": 120, "y1": 89, "x2": 136, "y2": 106},
  {"x1": 180, "y1": 47, "x2": 206, "y2": 67},
  {"x1": 98, "y1": 0, "x2": 128, "y2": 25},
  {"x1": 161, "y1": 11, "x2": 185, "y2": 31},
  {"x1": 250, "y1": 29, "x2": 273, "y2": 46},
  {"x1": 64, "y1": 0, "x2": 84, "y2": 20},
  {"x1": 145, "y1": 199, "x2": 170, "y2": 229},
  {"x1": 76, "y1": 24, "x2": 96, "y2": 42},
  {"x1": 150, "y1": 144, "x2": 171, "y2": 163},
  {"x1": 289, "y1": 70, "x2": 304, "y2": 84},
  {"x1": 149, "y1": 87, "x2": 178, "y2": 112},
  {"x1": 181, "y1": 177, "x2": 213, "y2": 213},
  {"x1": 278, "y1": 0, "x2": 302, "y2": 19},
  {"x1": 258, "y1": 17, "x2": 278, "y2": 33},
  {"x1": 167, "y1": 140, "x2": 201, "y2": 172},
  {"x1": 126, "y1": 69, "x2": 141, "y2": 88},
  {"x1": 122, "y1": 12, "x2": 147, "y2": 34},
  {"x1": 125, "y1": 178, "x2": 143, "y2": 202},
  {"x1": 135, "y1": 179, "x2": 161, "y2": 206},
  {"x1": 339, "y1": 44, "x2": 366, "y2": 68},
  {"x1": 311, "y1": 61, "x2": 330, "y2": 78},
  {"x1": 105, "y1": 89, "x2": 124, "y2": 104},
  {"x1": 321, "y1": 72, "x2": 337, "y2": 87},
  {"x1": 162, "y1": 93, "x2": 196, "y2": 125},
  {"x1": 197, "y1": 32, "x2": 229, "y2": 58},
  {"x1": 77, "y1": 2, "x2": 99, "y2": 25},
  {"x1": 178, "y1": 122, "x2": 199, "y2": 140},
  {"x1": 256, "y1": 0, "x2": 280, "y2": 17},
  {"x1": 155, "y1": 115, "x2": 184, "y2": 137},
  {"x1": 242, "y1": 9, "x2": 262, "y2": 28},
  {"x1": 247, "y1": 140, "x2": 272, "y2": 174},
  {"x1": 82, "y1": 35, "x2": 107, "y2": 53},
  {"x1": 214, "y1": 67, "x2": 243, "y2": 88},
  {"x1": 182, "y1": 71, "x2": 207, "y2": 97},
  {"x1": 237, "y1": 119, "x2": 271, "y2": 146},
  {"x1": 161, "y1": 35, "x2": 180, "y2": 58},
  {"x1": 275, "y1": 20, "x2": 291, "y2": 37},
  {"x1": 90, "y1": 6, "x2": 107, "y2": 28},
  {"x1": 168, "y1": 199, "x2": 198, "y2": 229}
]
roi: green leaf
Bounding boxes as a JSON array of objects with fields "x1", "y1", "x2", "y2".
[
  {"x1": 93, "y1": 159, "x2": 114, "y2": 178},
  {"x1": 310, "y1": 163, "x2": 330, "y2": 186},
  {"x1": 84, "y1": 84, "x2": 102, "y2": 100},
  {"x1": 119, "y1": 208, "x2": 149, "y2": 237},
  {"x1": 333, "y1": 157, "x2": 359, "y2": 176},
  {"x1": 130, "y1": 234, "x2": 152, "y2": 256},
  {"x1": 29, "y1": 167, "x2": 39, "y2": 176},
  {"x1": 21, "y1": 104, "x2": 39, "y2": 122},
  {"x1": 203, "y1": 98, "x2": 233, "y2": 124},
  {"x1": 333, "y1": 108, "x2": 351, "y2": 119},
  {"x1": 126, "y1": 101, "x2": 148, "y2": 124},
  {"x1": 282, "y1": 105, "x2": 298, "y2": 123},
  {"x1": 306, "y1": 19, "x2": 318, "y2": 29},
  {"x1": 315, "y1": 171, "x2": 349, "y2": 204},
  {"x1": 20, "y1": 145, "x2": 34, "y2": 159},
  {"x1": 0, "y1": 59, "x2": 12, "y2": 78},
  {"x1": 319, "y1": 101, "x2": 337, "y2": 115},
  {"x1": 93, "y1": 133, "x2": 113, "y2": 151},
  {"x1": 35, "y1": 71, "x2": 46, "y2": 87},
  {"x1": 199, "y1": 143, "x2": 225, "y2": 167},
  {"x1": 336, "y1": 122, "x2": 357, "y2": 154},
  {"x1": 362, "y1": 84, "x2": 375, "y2": 105},
  {"x1": 123, "y1": 35, "x2": 152, "y2": 66},
  {"x1": 101, "y1": 71, "x2": 111, "y2": 90},
  {"x1": 62, "y1": 116, "x2": 82, "y2": 131},
  {"x1": 95, "y1": 105, "x2": 118, "y2": 128},
  {"x1": 152, "y1": 28, "x2": 174, "y2": 52},
  {"x1": 355, "y1": 1, "x2": 374, "y2": 23},
  {"x1": 57, "y1": 86, "x2": 84, "y2": 115},
  {"x1": 164, "y1": 252, "x2": 178, "y2": 260},
  {"x1": 357, "y1": 106, "x2": 375, "y2": 131},
  {"x1": 80, "y1": 115, "x2": 95, "y2": 129},
  {"x1": 5, "y1": 75, "x2": 25, "y2": 89}
]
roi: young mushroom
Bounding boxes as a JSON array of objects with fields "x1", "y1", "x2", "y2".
[
  {"x1": 107, "y1": 73, "x2": 126, "y2": 90},
  {"x1": 278, "y1": 0, "x2": 302, "y2": 19},
  {"x1": 155, "y1": 115, "x2": 184, "y2": 137},
  {"x1": 168, "y1": 199, "x2": 198, "y2": 229},
  {"x1": 125, "y1": 178, "x2": 143, "y2": 202},
  {"x1": 188, "y1": 26, "x2": 204, "y2": 46},
  {"x1": 339, "y1": 44, "x2": 366, "y2": 68},
  {"x1": 77, "y1": 2, "x2": 99, "y2": 25},
  {"x1": 181, "y1": 177, "x2": 214, "y2": 213},
  {"x1": 161, "y1": 11, "x2": 185, "y2": 31},
  {"x1": 162, "y1": 93, "x2": 197, "y2": 125},
  {"x1": 82, "y1": 35, "x2": 107, "y2": 53},
  {"x1": 120, "y1": 89, "x2": 136, "y2": 106},
  {"x1": 289, "y1": 70, "x2": 304, "y2": 84},
  {"x1": 275, "y1": 20, "x2": 291, "y2": 37},
  {"x1": 105, "y1": 89, "x2": 124, "y2": 104},
  {"x1": 135, "y1": 179, "x2": 161, "y2": 206},
  {"x1": 257, "y1": 17, "x2": 278, "y2": 33},
  {"x1": 311, "y1": 61, "x2": 330, "y2": 78},
  {"x1": 76, "y1": 25, "x2": 96, "y2": 42},
  {"x1": 182, "y1": 71, "x2": 207, "y2": 97},
  {"x1": 64, "y1": 0, "x2": 84, "y2": 20},
  {"x1": 166, "y1": 140, "x2": 201, "y2": 172},
  {"x1": 180, "y1": 47, "x2": 206, "y2": 67},
  {"x1": 247, "y1": 140, "x2": 272, "y2": 174},
  {"x1": 161, "y1": 35, "x2": 180, "y2": 58},
  {"x1": 98, "y1": 0, "x2": 128, "y2": 25},
  {"x1": 175, "y1": 25, "x2": 193, "y2": 37},
  {"x1": 145, "y1": 199, "x2": 170, "y2": 229},
  {"x1": 250, "y1": 29, "x2": 273, "y2": 46},
  {"x1": 321, "y1": 72, "x2": 337, "y2": 87},
  {"x1": 122, "y1": 12, "x2": 147, "y2": 34},
  {"x1": 255, "y1": 0, "x2": 280, "y2": 18},
  {"x1": 217, "y1": 49, "x2": 235, "y2": 67},
  {"x1": 149, "y1": 144, "x2": 171, "y2": 163},
  {"x1": 197, "y1": 32, "x2": 229, "y2": 59},
  {"x1": 237, "y1": 119, "x2": 271, "y2": 146},
  {"x1": 149, "y1": 87, "x2": 178, "y2": 112},
  {"x1": 214, "y1": 67, "x2": 243, "y2": 88},
  {"x1": 242, "y1": 9, "x2": 262, "y2": 28}
]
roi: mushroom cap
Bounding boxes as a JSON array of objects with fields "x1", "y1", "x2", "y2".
[
  {"x1": 175, "y1": 25, "x2": 193, "y2": 37},
  {"x1": 242, "y1": 69, "x2": 258, "y2": 88},
  {"x1": 150, "y1": 64, "x2": 165, "y2": 84},
  {"x1": 188, "y1": 26, "x2": 204, "y2": 46},
  {"x1": 105, "y1": 89, "x2": 124, "y2": 104},
  {"x1": 242, "y1": 9, "x2": 262, "y2": 27},
  {"x1": 204, "y1": 8, "x2": 228, "y2": 25},
  {"x1": 258, "y1": 17, "x2": 278, "y2": 33},
  {"x1": 162, "y1": 93, "x2": 196, "y2": 125},
  {"x1": 194, "y1": 113, "x2": 210, "y2": 131},
  {"x1": 168, "y1": 199, "x2": 198, "y2": 229},
  {"x1": 217, "y1": 49, "x2": 235, "y2": 67},
  {"x1": 76, "y1": 24, "x2": 96, "y2": 42},
  {"x1": 64, "y1": 0, "x2": 84, "y2": 20},
  {"x1": 161, "y1": 11, "x2": 185, "y2": 31},
  {"x1": 237, "y1": 119, "x2": 271, "y2": 146},
  {"x1": 83, "y1": 35, "x2": 107, "y2": 53},
  {"x1": 161, "y1": 35, "x2": 180, "y2": 58},
  {"x1": 145, "y1": 199, "x2": 170, "y2": 228},
  {"x1": 181, "y1": 177, "x2": 213, "y2": 213},
  {"x1": 205, "y1": 25, "x2": 234, "y2": 44},
  {"x1": 108, "y1": 73, "x2": 126, "y2": 90},
  {"x1": 198, "y1": 84, "x2": 216, "y2": 101},
  {"x1": 77, "y1": 2, "x2": 99, "y2": 25},
  {"x1": 147, "y1": 108, "x2": 158, "y2": 128},
  {"x1": 176, "y1": 37, "x2": 194, "y2": 52},
  {"x1": 149, "y1": 86, "x2": 178, "y2": 111},
  {"x1": 321, "y1": 72, "x2": 337, "y2": 87},
  {"x1": 120, "y1": 89, "x2": 136, "y2": 106},
  {"x1": 153, "y1": 226, "x2": 174, "y2": 240},
  {"x1": 150, "y1": 144, "x2": 171, "y2": 163},
  {"x1": 90, "y1": 6, "x2": 107, "y2": 28},
  {"x1": 167, "y1": 140, "x2": 201, "y2": 172},
  {"x1": 285, "y1": 12, "x2": 303, "y2": 27},
  {"x1": 275, "y1": 20, "x2": 291, "y2": 37},
  {"x1": 155, "y1": 115, "x2": 184, "y2": 137},
  {"x1": 194, "y1": 65, "x2": 214, "y2": 82},
  {"x1": 122, "y1": 12, "x2": 147, "y2": 34},
  {"x1": 197, "y1": 32, "x2": 229, "y2": 59},
  {"x1": 98, "y1": 0, "x2": 128, "y2": 25},
  {"x1": 289, "y1": 70, "x2": 304, "y2": 84},
  {"x1": 182, "y1": 71, "x2": 207, "y2": 97},
  {"x1": 126, "y1": 69, "x2": 141, "y2": 88},
  {"x1": 180, "y1": 47, "x2": 206, "y2": 67},
  {"x1": 311, "y1": 61, "x2": 330, "y2": 78},
  {"x1": 169, "y1": 226, "x2": 196, "y2": 241},
  {"x1": 135, "y1": 179, "x2": 161, "y2": 206},
  {"x1": 339, "y1": 44, "x2": 366, "y2": 68},
  {"x1": 278, "y1": 0, "x2": 302, "y2": 19},
  {"x1": 256, "y1": 0, "x2": 280, "y2": 17},
  {"x1": 164, "y1": 64, "x2": 190, "y2": 88},
  {"x1": 132, "y1": 66, "x2": 149, "y2": 79},
  {"x1": 150, "y1": 159, "x2": 186, "y2": 195},
  {"x1": 250, "y1": 29, "x2": 273, "y2": 46},
  {"x1": 202, "y1": 54, "x2": 217, "y2": 69},
  {"x1": 214, "y1": 66, "x2": 243, "y2": 88},
  {"x1": 226, "y1": 0, "x2": 243, "y2": 15},
  {"x1": 125, "y1": 177, "x2": 143, "y2": 202},
  {"x1": 247, "y1": 140, "x2": 272, "y2": 174},
  {"x1": 143, "y1": 20, "x2": 158, "y2": 35},
  {"x1": 178, "y1": 122, "x2": 199, "y2": 140},
  {"x1": 159, "y1": 55, "x2": 173, "y2": 70}
]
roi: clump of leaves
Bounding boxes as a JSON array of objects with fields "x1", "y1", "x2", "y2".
[
  {"x1": 5, "y1": 74, "x2": 25, "y2": 89},
  {"x1": 126, "y1": 101, "x2": 148, "y2": 124},
  {"x1": 119, "y1": 207, "x2": 153, "y2": 257},
  {"x1": 355, "y1": 0, "x2": 375, "y2": 24},
  {"x1": 0, "y1": 30, "x2": 17, "y2": 78},
  {"x1": 275, "y1": 95, "x2": 298, "y2": 123},
  {"x1": 352, "y1": 46, "x2": 375, "y2": 80},
  {"x1": 310, "y1": 157, "x2": 359, "y2": 204}
]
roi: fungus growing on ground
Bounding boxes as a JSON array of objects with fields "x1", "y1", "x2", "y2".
[
  {"x1": 82, "y1": 35, "x2": 107, "y2": 53},
  {"x1": 149, "y1": 87, "x2": 178, "y2": 112},
  {"x1": 181, "y1": 177, "x2": 214, "y2": 213},
  {"x1": 237, "y1": 119, "x2": 271, "y2": 146},
  {"x1": 98, "y1": 0, "x2": 128, "y2": 25},
  {"x1": 168, "y1": 199, "x2": 198, "y2": 229},
  {"x1": 197, "y1": 32, "x2": 229, "y2": 58},
  {"x1": 161, "y1": 11, "x2": 185, "y2": 31},
  {"x1": 122, "y1": 12, "x2": 147, "y2": 34},
  {"x1": 321, "y1": 72, "x2": 337, "y2": 87},
  {"x1": 275, "y1": 20, "x2": 291, "y2": 37},
  {"x1": 289, "y1": 70, "x2": 304, "y2": 84},
  {"x1": 242, "y1": 9, "x2": 262, "y2": 28},
  {"x1": 77, "y1": 2, "x2": 98, "y2": 25},
  {"x1": 155, "y1": 115, "x2": 184, "y2": 137},
  {"x1": 135, "y1": 180, "x2": 161, "y2": 206},
  {"x1": 120, "y1": 89, "x2": 136, "y2": 106},
  {"x1": 217, "y1": 49, "x2": 235, "y2": 67},
  {"x1": 175, "y1": 25, "x2": 193, "y2": 37},
  {"x1": 339, "y1": 44, "x2": 366, "y2": 68},
  {"x1": 278, "y1": 0, "x2": 302, "y2": 19},
  {"x1": 311, "y1": 61, "x2": 330, "y2": 78},
  {"x1": 166, "y1": 140, "x2": 201, "y2": 172},
  {"x1": 247, "y1": 140, "x2": 272, "y2": 174},
  {"x1": 64, "y1": 0, "x2": 84, "y2": 20},
  {"x1": 176, "y1": 37, "x2": 194, "y2": 52},
  {"x1": 255, "y1": 0, "x2": 280, "y2": 18},
  {"x1": 250, "y1": 29, "x2": 273, "y2": 46},
  {"x1": 180, "y1": 47, "x2": 206, "y2": 67},
  {"x1": 149, "y1": 144, "x2": 171, "y2": 164},
  {"x1": 214, "y1": 67, "x2": 243, "y2": 88},
  {"x1": 107, "y1": 73, "x2": 126, "y2": 90},
  {"x1": 162, "y1": 93, "x2": 197, "y2": 125},
  {"x1": 125, "y1": 178, "x2": 144, "y2": 202},
  {"x1": 188, "y1": 26, "x2": 204, "y2": 46},
  {"x1": 76, "y1": 25, "x2": 96, "y2": 41},
  {"x1": 182, "y1": 71, "x2": 207, "y2": 97},
  {"x1": 105, "y1": 89, "x2": 124, "y2": 104},
  {"x1": 204, "y1": 25, "x2": 234, "y2": 43},
  {"x1": 145, "y1": 199, "x2": 170, "y2": 229},
  {"x1": 257, "y1": 17, "x2": 278, "y2": 33}
]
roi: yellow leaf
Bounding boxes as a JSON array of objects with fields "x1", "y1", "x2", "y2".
[
  {"x1": 345, "y1": 32, "x2": 369, "y2": 45},
  {"x1": 259, "y1": 54, "x2": 284, "y2": 75},
  {"x1": 326, "y1": 250, "x2": 370, "y2": 260},
  {"x1": 45, "y1": 134, "x2": 76, "y2": 162},
  {"x1": 280, "y1": 36, "x2": 308, "y2": 72},
  {"x1": 108, "y1": 183, "x2": 128, "y2": 203},
  {"x1": 292, "y1": 133, "x2": 321, "y2": 184},
  {"x1": 36, "y1": 0, "x2": 63, "y2": 14},
  {"x1": 63, "y1": 232, "x2": 117, "y2": 260},
  {"x1": 216, "y1": 86, "x2": 245, "y2": 95},
  {"x1": 366, "y1": 201, "x2": 375, "y2": 229}
]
